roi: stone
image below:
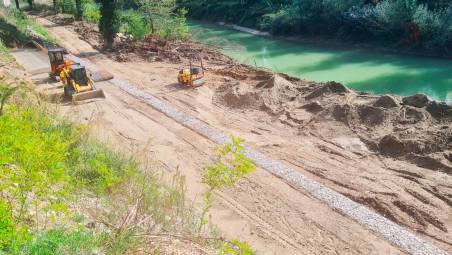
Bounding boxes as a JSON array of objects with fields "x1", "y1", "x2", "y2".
[
  {"x1": 426, "y1": 101, "x2": 452, "y2": 119},
  {"x1": 306, "y1": 81, "x2": 349, "y2": 99},
  {"x1": 301, "y1": 101, "x2": 323, "y2": 113},
  {"x1": 379, "y1": 134, "x2": 404, "y2": 156},
  {"x1": 402, "y1": 94, "x2": 430, "y2": 108},
  {"x1": 358, "y1": 105, "x2": 386, "y2": 125},
  {"x1": 374, "y1": 95, "x2": 399, "y2": 108}
]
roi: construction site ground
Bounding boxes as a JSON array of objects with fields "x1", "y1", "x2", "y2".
[{"x1": 9, "y1": 13, "x2": 452, "y2": 254}]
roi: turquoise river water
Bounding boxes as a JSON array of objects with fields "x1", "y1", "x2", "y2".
[{"x1": 190, "y1": 22, "x2": 452, "y2": 103}]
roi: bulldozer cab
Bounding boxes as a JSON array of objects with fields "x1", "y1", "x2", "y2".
[
  {"x1": 48, "y1": 48, "x2": 65, "y2": 66},
  {"x1": 70, "y1": 65, "x2": 89, "y2": 86},
  {"x1": 48, "y1": 48, "x2": 65, "y2": 77}
]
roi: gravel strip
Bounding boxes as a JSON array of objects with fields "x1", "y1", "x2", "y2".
[{"x1": 74, "y1": 55, "x2": 448, "y2": 255}]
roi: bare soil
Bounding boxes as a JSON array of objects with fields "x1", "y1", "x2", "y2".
[{"x1": 28, "y1": 13, "x2": 452, "y2": 254}]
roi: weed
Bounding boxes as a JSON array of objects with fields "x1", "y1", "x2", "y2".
[
  {"x1": 0, "y1": 83, "x2": 18, "y2": 116},
  {"x1": 68, "y1": 141, "x2": 137, "y2": 194},
  {"x1": 218, "y1": 239, "x2": 256, "y2": 255},
  {"x1": 22, "y1": 228, "x2": 98, "y2": 255},
  {"x1": 202, "y1": 135, "x2": 255, "y2": 190},
  {"x1": 199, "y1": 135, "x2": 255, "y2": 235}
]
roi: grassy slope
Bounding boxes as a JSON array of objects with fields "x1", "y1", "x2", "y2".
[
  {"x1": 0, "y1": 9, "x2": 209, "y2": 255},
  {"x1": 0, "y1": 6, "x2": 257, "y2": 254}
]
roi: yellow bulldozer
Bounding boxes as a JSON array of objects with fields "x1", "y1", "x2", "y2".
[
  {"x1": 177, "y1": 57, "x2": 206, "y2": 87},
  {"x1": 59, "y1": 60, "x2": 105, "y2": 101}
]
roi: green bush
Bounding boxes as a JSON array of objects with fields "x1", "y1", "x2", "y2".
[
  {"x1": 56, "y1": 0, "x2": 76, "y2": 15},
  {"x1": 0, "y1": 200, "x2": 26, "y2": 252},
  {"x1": 82, "y1": 1, "x2": 101, "y2": 24},
  {"x1": 120, "y1": 10, "x2": 149, "y2": 40}
]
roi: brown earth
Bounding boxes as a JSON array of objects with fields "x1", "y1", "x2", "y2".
[{"x1": 20, "y1": 12, "x2": 452, "y2": 254}]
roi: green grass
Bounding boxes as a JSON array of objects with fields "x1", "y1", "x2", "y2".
[
  {"x1": 0, "y1": 7, "x2": 57, "y2": 45},
  {"x1": 21, "y1": 228, "x2": 99, "y2": 255}
]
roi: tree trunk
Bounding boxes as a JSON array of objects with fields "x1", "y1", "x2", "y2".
[
  {"x1": 75, "y1": 0, "x2": 82, "y2": 20},
  {"x1": 14, "y1": 0, "x2": 19, "y2": 10},
  {"x1": 53, "y1": 0, "x2": 56, "y2": 12},
  {"x1": 27, "y1": 0, "x2": 32, "y2": 9},
  {"x1": 98, "y1": 0, "x2": 119, "y2": 49}
]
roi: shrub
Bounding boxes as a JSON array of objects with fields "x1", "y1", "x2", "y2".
[
  {"x1": 0, "y1": 200, "x2": 27, "y2": 252},
  {"x1": 120, "y1": 10, "x2": 149, "y2": 40},
  {"x1": 82, "y1": 1, "x2": 101, "y2": 24},
  {"x1": 56, "y1": 0, "x2": 76, "y2": 15},
  {"x1": 218, "y1": 239, "x2": 256, "y2": 255},
  {"x1": 22, "y1": 228, "x2": 98, "y2": 255},
  {"x1": 68, "y1": 141, "x2": 138, "y2": 193}
]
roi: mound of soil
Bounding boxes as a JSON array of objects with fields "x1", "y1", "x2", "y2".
[{"x1": 214, "y1": 73, "x2": 452, "y2": 173}]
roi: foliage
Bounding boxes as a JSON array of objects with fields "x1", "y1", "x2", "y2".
[
  {"x1": 120, "y1": 9, "x2": 149, "y2": 40},
  {"x1": 199, "y1": 135, "x2": 255, "y2": 234},
  {"x1": 68, "y1": 141, "x2": 137, "y2": 193},
  {"x1": 0, "y1": 84, "x2": 17, "y2": 116},
  {"x1": 202, "y1": 135, "x2": 255, "y2": 190},
  {"x1": 0, "y1": 106, "x2": 75, "y2": 224},
  {"x1": 181, "y1": 0, "x2": 452, "y2": 56},
  {"x1": 2, "y1": 8, "x2": 57, "y2": 44},
  {"x1": 218, "y1": 239, "x2": 256, "y2": 255},
  {"x1": 82, "y1": 1, "x2": 101, "y2": 24},
  {"x1": 137, "y1": 0, "x2": 190, "y2": 40},
  {"x1": 0, "y1": 199, "x2": 28, "y2": 252},
  {"x1": 21, "y1": 228, "x2": 98, "y2": 255},
  {"x1": 56, "y1": 0, "x2": 76, "y2": 15}
]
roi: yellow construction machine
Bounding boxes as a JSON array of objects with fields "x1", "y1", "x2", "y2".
[
  {"x1": 60, "y1": 60, "x2": 105, "y2": 101},
  {"x1": 178, "y1": 57, "x2": 206, "y2": 87}
]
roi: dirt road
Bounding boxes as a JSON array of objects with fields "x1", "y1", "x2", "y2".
[{"x1": 12, "y1": 14, "x2": 451, "y2": 254}]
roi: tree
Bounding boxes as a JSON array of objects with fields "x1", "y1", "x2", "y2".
[
  {"x1": 96, "y1": 0, "x2": 120, "y2": 49},
  {"x1": 137, "y1": 0, "x2": 176, "y2": 34},
  {"x1": 27, "y1": 0, "x2": 33, "y2": 9},
  {"x1": 14, "y1": 0, "x2": 19, "y2": 10},
  {"x1": 75, "y1": 0, "x2": 82, "y2": 20}
]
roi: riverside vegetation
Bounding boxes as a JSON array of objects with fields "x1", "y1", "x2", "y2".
[
  {"x1": 0, "y1": 9, "x2": 256, "y2": 255},
  {"x1": 180, "y1": 0, "x2": 452, "y2": 57}
]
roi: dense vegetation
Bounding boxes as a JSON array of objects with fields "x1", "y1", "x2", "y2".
[
  {"x1": 49, "y1": 0, "x2": 189, "y2": 47},
  {"x1": 0, "y1": 9, "x2": 256, "y2": 254},
  {"x1": 180, "y1": 0, "x2": 452, "y2": 56}
]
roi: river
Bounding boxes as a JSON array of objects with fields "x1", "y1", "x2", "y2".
[{"x1": 190, "y1": 22, "x2": 452, "y2": 103}]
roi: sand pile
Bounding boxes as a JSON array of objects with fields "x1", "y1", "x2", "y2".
[{"x1": 215, "y1": 73, "x2": 452, "y2": 173}]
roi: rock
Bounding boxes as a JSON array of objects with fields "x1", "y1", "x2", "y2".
[
  {"x1": 332, "y1": 104, "x2": 352, "y2": 122},
  {"x1": 399, "y1": 106, "x2": 427, "y2": 124},
  {"x1": 301, "y1": 101, "x2": 323, "y2": 113},
  {"x1": 327, "y1": 81, "x2": 349, "y2": 93},
  {"x1": 379, "y1": 134, "x2": 404, "y2": 156},
  {"x1": 358, "y1": 105, "x2": 386, "y2": 125},
  {"x1": 402, "y1": 94, "x2": 430, "y2": 108},
  {"x1": 374, "y1": 95, "x2": 399, "y2": 108},
  {"x1": 85, "y1": 221, "x2": 96, "y2": 229},
  {"x1": 306, "y1": 81, "x2": 349, "y2": 99},
  {"x1": 426, "y1": 101, "x2": 452, "y2": 119}
]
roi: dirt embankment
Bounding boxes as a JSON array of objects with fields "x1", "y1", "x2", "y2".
[
  {"x1": 57, "y1": 16, "x2": 452, "y2": 173},
  {"x1": 40, "y1": 13, "x2": 452, "y2": 252},
  {"x1": 213, "y1": 67, "x2": 452, "y2": 173}
]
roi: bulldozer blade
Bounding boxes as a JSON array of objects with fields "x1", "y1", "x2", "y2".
[
  {"x1": 192, "y1": 78, "x2": 206, "y2": 87},
  {"x1": 91, "y1": 70, "x2": 114, "y2": 82},
  {"x1": 71, "y1": 89, "x2": 105, "y2": 102}
]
